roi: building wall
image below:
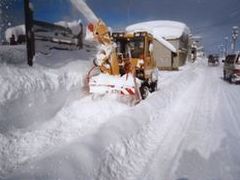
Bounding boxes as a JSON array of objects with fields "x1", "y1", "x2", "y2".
[
  {"x1": 153, "y1": 39, "x2": 175, "y2": 70},
  {"x1": 168, "y1": 33, "x2": 190, "y2": 68}
]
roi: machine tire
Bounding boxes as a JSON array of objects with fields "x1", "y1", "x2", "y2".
[
  {"x1": 229, "y1": 75, "x2": 234, "y2": 84},
  {"x1": 223, "y1": 71, "x2": 226, "y2": 80},
  {"x1": 140, "y1": 84, "x2": 149, "y2": 100},
  {"x1": 149, "y1": 81, "x2": 158, "y2": 92}
]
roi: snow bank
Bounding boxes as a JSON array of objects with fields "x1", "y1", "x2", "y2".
[
  {"x1": 0, "y1": 47, "x2": 93, "y2": 105},
  {"x1": 55, "y1": 20, "x2": 82, "y2": 35},
  {"x1": 0, "y1": 95, "x2": 129, "y2": 178},
  {"x1": 126, "y1": 20, "x2": 190, "y2": 40},
  {"x1": 0, "y1": 61, "x2": 88, "y2": 105},
  {"x1": 5, "y1": 25, "x2": 25, "y2": 42}
]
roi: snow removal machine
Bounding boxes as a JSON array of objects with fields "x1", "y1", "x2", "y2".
[{"x1": 87, "y1": 20, "x2": 158, "y2": 101}]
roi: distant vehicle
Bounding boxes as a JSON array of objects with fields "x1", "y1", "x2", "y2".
[
  {"x1": 208, "y1": 54, "x2": 219, "y2": 66},
  {"x1": 223, "y1": 53, "x2": 240, "y2": 84}
]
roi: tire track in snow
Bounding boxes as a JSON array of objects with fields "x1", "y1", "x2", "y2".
[
  {"x1": 166, "y1": 65, "x2": 224, "y2": 180},
  {"x1": 141, "y1": 64, "x2": 208, "y2": 180},
  {"x1": 168, "y1": 65, "x2": 240, "y2": 180},
  {"x1": 221, "y1": 83, "x2": 240, "y2": 136}
]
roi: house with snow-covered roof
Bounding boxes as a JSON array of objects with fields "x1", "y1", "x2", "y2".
[
  {"x1": 5, "y1": 20, "x2": 83, "y2": 51},
  {"x1": 126, "y1": 20, "x2": 191, "y2": 70}
]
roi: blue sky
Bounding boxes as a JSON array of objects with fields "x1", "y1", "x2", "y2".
[{"x1": 1, "y1": 0, "x2": 240, "y2": 52}]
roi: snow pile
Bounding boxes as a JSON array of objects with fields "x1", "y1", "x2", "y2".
[
  {"x1": 0, "y1": 95, "x2": 129, "y2": 177},
  {"x1": 0, "y1": 62, "x2": 87, "y2": 105},
  {"x1": 0, "y1": 47, "x2": 92, "y2": 105},
  {"x1": 5, "y1": 24, "x2": 25, "y2": 42},
  {"x1": 55, "y1": 20, "x2": 82, "y2": 35},
  {"x1": 126, "y1": 20, "x2": 190, "y2": 40}
]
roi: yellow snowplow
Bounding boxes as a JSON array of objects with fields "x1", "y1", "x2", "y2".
[{"x1": 87, "y1": 20, "x2": 158, "y2": 100}]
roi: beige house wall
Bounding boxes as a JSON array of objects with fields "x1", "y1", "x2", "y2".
[
  {"x1": 167, "y1": 34, "x2": 190, "y2": 68},
  {"x1": 153, "y1": 39, "x2": 176, "y2": 70},
  {"x1": 151, "y1": 33, "x2": 190, "y2": 71}
]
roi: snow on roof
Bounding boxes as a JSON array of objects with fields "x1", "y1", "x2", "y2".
[
  {"x1": 126, "y1": 20, "x2": 190, "y2": 40},
  {"x1": 55, "y1": 20, "x2": 82, "y2": 35},
  {"x1": 5, "y1": 20, "x2": 82, "y2": 42},
  {"x1": 5, "y1": 25, "x2": 25, "y2": 42}
]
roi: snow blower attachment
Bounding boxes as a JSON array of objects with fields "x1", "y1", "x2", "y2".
[{"x1": 87, "y1": 21, "x2": 158, "y2": 100}]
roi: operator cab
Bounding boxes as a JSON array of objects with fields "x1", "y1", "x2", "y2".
[{"x1": 112, "y1": 32, "x2": 151, "y2": 59}]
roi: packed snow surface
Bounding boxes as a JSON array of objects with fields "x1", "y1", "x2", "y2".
[
  {"x1": 0, "y1": 43, "x2": 240, "y2": 180},
  {"x1": 126, "y1": 20, "x2": 190, "y2": 39}
]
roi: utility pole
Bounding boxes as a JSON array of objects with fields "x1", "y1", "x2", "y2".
[
  {"x1": 24, "y1": 0, "x2": 35, "y2": 66},
  {"x1": 231, "y1": 26, "x2": 239, "y2": 53},
  {"x1": 127, "y1": 0, "x2": 132, "y2": 25},
  {"x1": 218, "y1": 44, "x2": 224, "y2": 58},
  {"x1": 224, "y1": 36, "x2": 229, "y2": 56}
]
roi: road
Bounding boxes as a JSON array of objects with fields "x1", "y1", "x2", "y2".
[{"x1": 142, "y1": 61, "x2": 240, "y2": 180}]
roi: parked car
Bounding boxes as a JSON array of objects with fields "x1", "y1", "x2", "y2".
[
  {"x1": 223, "y1": 53, "x2": 240, "y2": 84},
  {"x1": 208, "y1": 54, "x2": 219, "y2": 66}
]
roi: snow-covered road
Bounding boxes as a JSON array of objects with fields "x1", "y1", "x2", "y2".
[
  {"x1": 143, "y1": 62, "x2": 240, "y2": 180},
  {"x1": 0, "y1": 46, "x2": 240, "y2": 180}
]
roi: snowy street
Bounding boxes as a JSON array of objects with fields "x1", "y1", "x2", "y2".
[{"x1": 0, "y1": 45, "x2": 239, "y2": 179}]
